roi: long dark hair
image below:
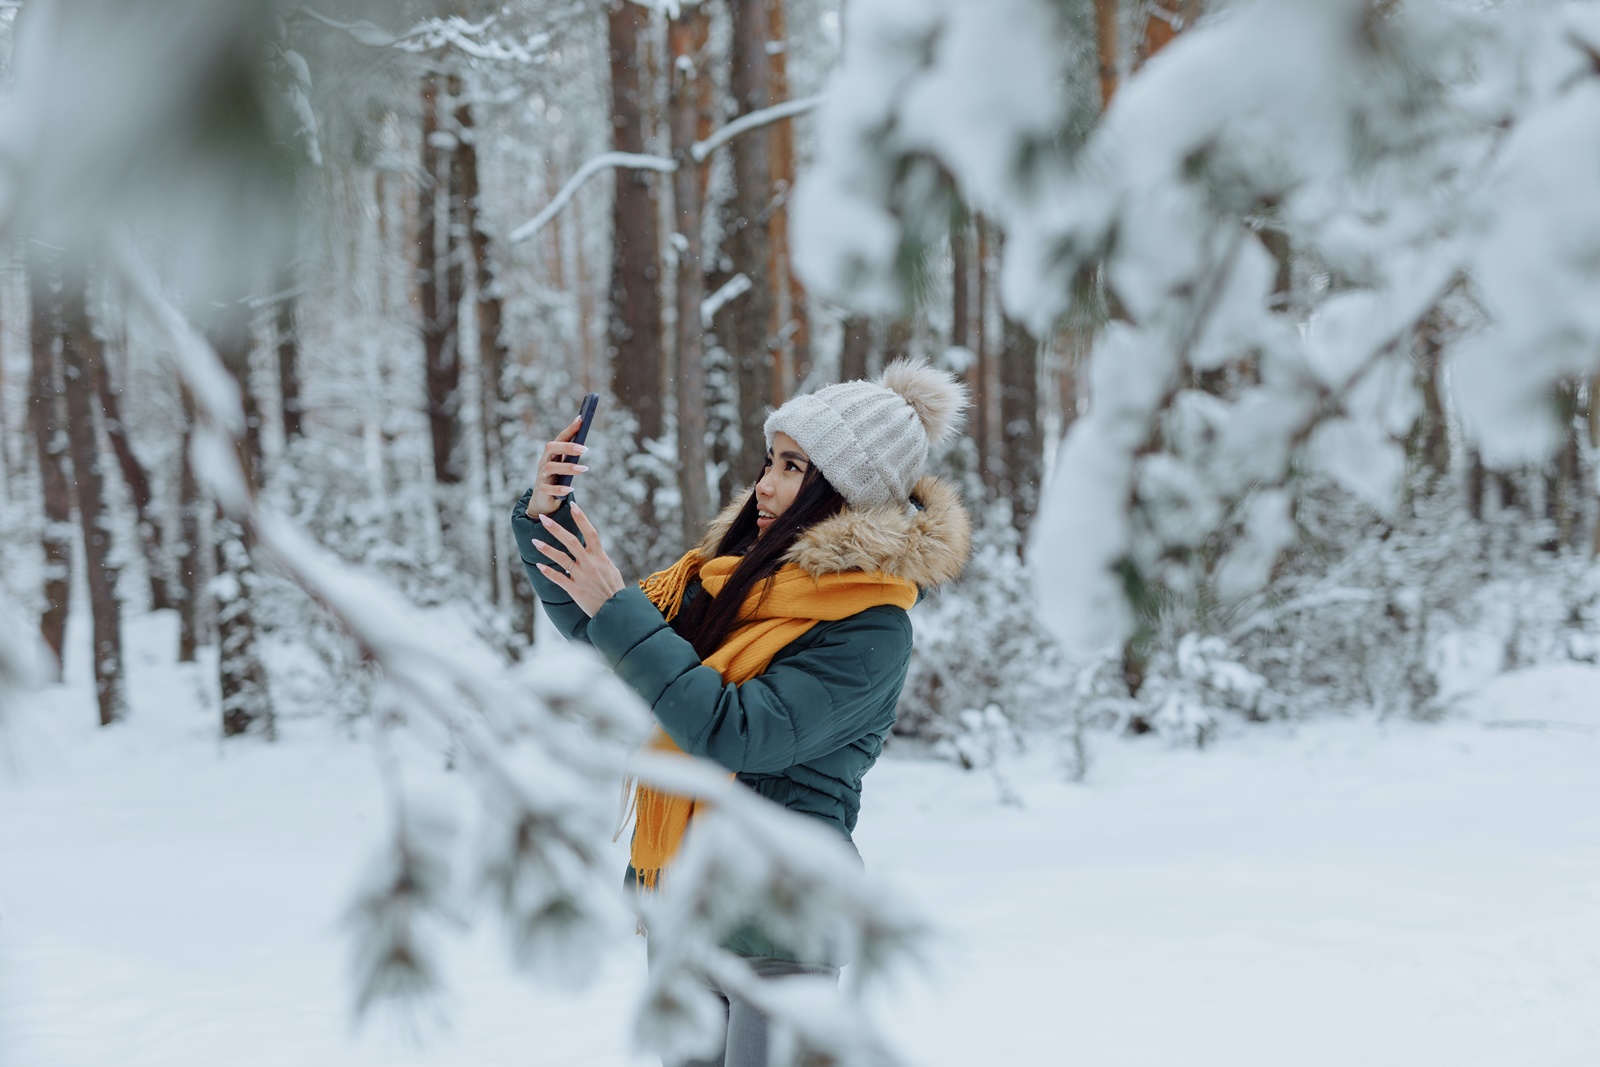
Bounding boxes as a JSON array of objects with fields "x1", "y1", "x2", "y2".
[{"x1": 670, "y1": 463, "x2": 846, "y2": 660}]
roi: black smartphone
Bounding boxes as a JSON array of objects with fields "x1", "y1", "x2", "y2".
[{"x1": 552, "y1": 392, "x2": 600, "y2": 487}]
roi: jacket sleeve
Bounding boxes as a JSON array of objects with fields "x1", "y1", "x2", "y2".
[
  {"x1": 510, "y1": 488, "x2": 594, "y2": 644},
  {"x1": 584, "y1": 585, "x2": 913, "y2": 774}
]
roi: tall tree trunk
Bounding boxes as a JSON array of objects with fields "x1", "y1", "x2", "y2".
[
  {"x1": 765, "y1": 0, "x2": 810, "y2": 393},
  {"x1": 671, "y1": 5, "x2": 714, "y2": 544},
  {"x1": 1545, "y1": 383, "x2": 1582, "y2": 550},
  {"x1": 94, "y1": 298, "x2": 174, "y2": 612},
  {"x1": 882, "y1": 317, "x2": 912, "y2": 367},
  {"x1": 951, "y1": 216, "x2": 971, "y2": 354},
  {"x1": 276, "y1": 264, "x2": 303, "y2": 444},
  {"x1": 209, "y1": 302, "x2": 273, "y2": 739},
  {"x1": 973, "y1": 218, "x2": 997, "y2": 497},
  {"x1": 1412, "y1": 310, "x2": 1450, "y2": 484},
  {"x1": 419, "y1": 72, "x2": 464, "y2": 489},
  {"x1": 177, "y1": 390, "x2": 206, "y2": 663},
  {"x1": 1590, "y1": 374, "x2": 1600, "y2": 558},
  {"x1": 607, "y1": 1, "x2": 666, "y2": 458},
  {"x1": 1466, "y1": 449, "x2": 1486, "y2": 523},
  {"x1": 839, "y1": 314, "x2": 871, "y2": 382},
  {"x1": 59, "y1": 260, "x2": 127, "y2": 726},
  {"x1": 456, "y1": 85, "x2": 511, "y2": 609},
  {"x1": 1092, "y1": 0, "x2": 1120, "y2": 108},
  {"x1": 26, "y1": 245, "x2": 72, "y2": 675},
  {"x1": 998, "y1": 314, "x2": 1042, "y2": 542},
  {"x1": 724, "y1": 0, "x2": 777, "y2": 483}
]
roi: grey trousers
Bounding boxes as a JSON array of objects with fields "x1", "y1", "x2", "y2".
[{"x1": 659, "y1": 954, "x2": 841, "y2": 1067}]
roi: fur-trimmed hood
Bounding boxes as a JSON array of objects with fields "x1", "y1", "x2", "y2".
[{"x1": 693, "y1": 475, "x2": 971, "y2": 590}]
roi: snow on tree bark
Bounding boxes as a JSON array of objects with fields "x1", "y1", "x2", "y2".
[
  {"x1": 59, "y1": 259, "x2": 127, "y2": 726},
  {"x1": 94, "y1": 296, "x2": 175, "y2": 612},
  {"x1": 25, "y1": 245, "x2": 72, "y2": 675},
  {"x1": 207, "y1": 303, "x2": 272, "y2": 740}
]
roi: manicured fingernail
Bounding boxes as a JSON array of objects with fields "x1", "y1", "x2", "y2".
[
  {"x1": 572, "y1": 444, "x2": 588, "y2": 454},
  {"x1": 574, "y1": 465, "x2": 589, "y2": 473},
  {"x1": 539, "y1": 515, "x2": 552, "y2": 525}
]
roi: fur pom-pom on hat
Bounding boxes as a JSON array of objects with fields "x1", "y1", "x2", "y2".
[
  {"x1": 877, "y1": 356, "x2": 968, "y2": 446},
  {"x1": 764, "y1": 357, "x2": 970, "y2": 510}
]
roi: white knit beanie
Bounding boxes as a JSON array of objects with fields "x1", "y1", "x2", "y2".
[{"x1": 764, "y1": 357, "x2": 969, "y2": 509}]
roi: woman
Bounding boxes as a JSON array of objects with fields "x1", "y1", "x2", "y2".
[{"x1": 511, "y1": 358, "x2": 970, "y2": 1067}]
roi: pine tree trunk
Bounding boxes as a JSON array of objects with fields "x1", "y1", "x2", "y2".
[
  {"x1": 998, "y1": 314, "x2": 1043, "y2": 542},
  {"x1": 59, "y1": 260, "x2": 127, "y2": 726},
  {"x1": 1466, "y1": 449, "x2": 1486, "y2": 523},
  {"x1": 456, "y1": 86, "x2": 511, "y2": 608},
  {"x1": 209, "y1": 303, "x2": 273, "y2": 739},
  {"x1": 1092, "y1": 0, "x2": 1120, "y2": 108},
  {"x1": 607, "y1": 2, "x2": 666, "y2": 455},
  {"x1": 951, "y1": 217, "x2": 971, "y2": 354},
  {"x1": 839, "y1": 315, "x2": 871, "y2": 382},
  {"x1": 765, "y1": 0, "x2": 810, "y2": 393},
  {"x1": 419, "y1": 72, "x2": 464, "y2": 488},
  {"x1": 276, "y1": 264, "x2": 303, "y2": 444},
  {"x1": 671, "y1": 6, "x2": 714, "y2": 544},
  {"x1": 974, "y1": 218, "x2": 998, "y2": 498},
  {"x1": 1590, "y1": 374, "x2": 1600, "y2": 558},
  {"x1": 725, "y1": 0, "x2": 777, "y2": 483},
  {"x1": 94, "y1": 301, "x2": 174, "y2": 611},
  {"x1": 1412, "y1": 311, "x2": 1450, "y2": 483},
  {"x1": 882, "y1": 317, "x2": 912, "y2": 367},
  {"x1": 26, "y1": 246, "x2": 72, "y2": 674},
  {"x1": 1545, "y1": 383, "x2": 1581, "y2": 550},
  {"x1": 177, "y1": 390, "x2": 206, "y2": 663}
]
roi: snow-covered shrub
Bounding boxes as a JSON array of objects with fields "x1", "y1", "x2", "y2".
[
  {"x1": 1065, "y1": 473, "x2": 1600, "y2": 745},
  {"x1": 898, "y1": 503, "x2": 1071, "y2": 740}
]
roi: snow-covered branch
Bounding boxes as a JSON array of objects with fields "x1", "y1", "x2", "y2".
[
  {"x1": 510, "y1": 94, "x2": 824, "y2": 242},
  {"x1": 690, "y1": 93, "x2": 823, "y2": 163},
  {"x1": 509, "y1": 152, "x2": 677, "y2": 243},
  {"x1": 700, "y1": 273, "x2": 751, "y2": 326},
  {"x1": 296, "y1": 9, "x2": 550, "y2": 62}
]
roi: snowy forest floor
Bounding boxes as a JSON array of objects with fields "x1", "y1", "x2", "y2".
[{"x1": 3, "y1": 612, "x2": 1598, "y2": 1067}]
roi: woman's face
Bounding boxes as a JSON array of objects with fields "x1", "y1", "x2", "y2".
[{"x1": 755, "y1": 431, "x2": 811, "y2": 537}]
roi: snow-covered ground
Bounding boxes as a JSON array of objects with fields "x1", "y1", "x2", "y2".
[{"x1": 2, "y1": 613, "x2": 1597, "y2": 1067}]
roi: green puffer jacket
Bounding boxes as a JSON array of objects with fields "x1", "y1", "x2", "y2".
[{"x1": 510, "y1": 477, "x2": 970, "y2": 959}]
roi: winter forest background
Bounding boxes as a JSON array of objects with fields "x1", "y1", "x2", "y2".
[{"x1": 2, "y1": 1, "x2": 1598, "y2": 1065}]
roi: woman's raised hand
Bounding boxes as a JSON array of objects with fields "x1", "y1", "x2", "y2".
[
  {"x1": 527, "y1": 415, "x2": 589, "y2": 517},
  {"x1": 533, "y1": 505, "x2": 626, "y2": 617}
]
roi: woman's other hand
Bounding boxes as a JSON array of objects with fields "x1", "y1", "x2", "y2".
[
  {"x1": 533, "y1": 505, "x2": 626, "y2": 616},
  {"x1": 527, "y1": 416, "x2": 589, "y2": 517}
]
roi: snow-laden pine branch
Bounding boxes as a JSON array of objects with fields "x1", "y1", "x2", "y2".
[
  {"x1": 110, "y1": 231, "x2": 923, "y2": 1064},
  {"x1": 795, "y1": 0, "x2": 1600, "y2": 653},
  {"x1": 297, "y1": 9, "x2": 550, "y2": 62}
]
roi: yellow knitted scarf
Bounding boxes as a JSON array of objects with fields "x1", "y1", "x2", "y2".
[{"x1": 624, "y1": 548, "x2": 918, "y2": 889}]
